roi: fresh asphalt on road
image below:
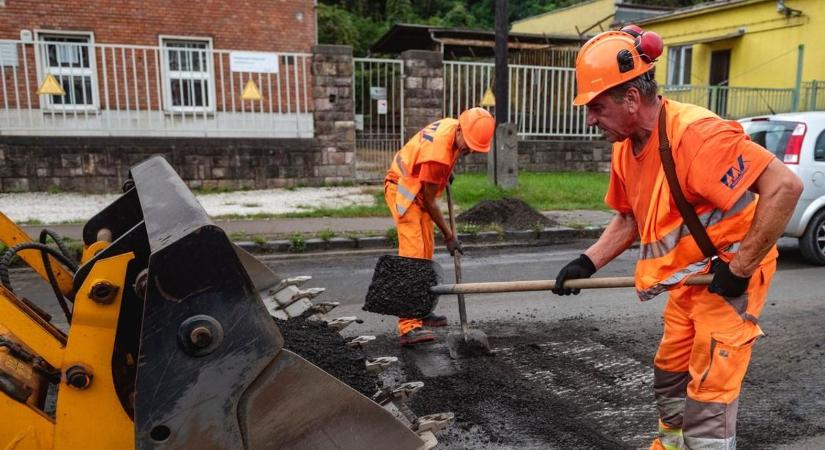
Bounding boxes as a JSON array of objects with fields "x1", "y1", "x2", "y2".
[
  {"x1": 273, "y1": 239, "x2": 825, "y2": 449},
  {"x1": 12, "y1": 238, "x2": 825, "y2": 449}
]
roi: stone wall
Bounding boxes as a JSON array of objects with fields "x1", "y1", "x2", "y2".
[
  {"x1": 0, "y1": 136, "x2": 321, "y2": 193},
  {"x1": 459, "y1": 139, "x2": 612, "y2": 174}
]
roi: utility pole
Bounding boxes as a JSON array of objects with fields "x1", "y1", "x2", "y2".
[
  {"x1": 494, "y1": 0, "x2": 508, "y2": 127},
  {"x1": 491, "y1": 0, "x2": 517, "y2": 188}
]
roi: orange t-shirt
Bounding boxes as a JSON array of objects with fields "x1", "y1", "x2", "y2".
[{"x1": 605, "y1": 117, "x2": 776, "y2": 232}]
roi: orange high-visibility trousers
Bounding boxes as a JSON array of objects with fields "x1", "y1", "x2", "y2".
[
  {"x1": 384, "y1": 182, "x2": 434, "y2": 335},
  {"x1": 652, "y1": 258, "x2": 776, "y2": 450}
]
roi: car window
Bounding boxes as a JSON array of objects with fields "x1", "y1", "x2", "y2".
[
  {"x1": 816, "y1": 129, "x2": 825, "y2": 162},
  {"x1": 741, "y1": 120, "x2": 799, "y2": 159}
]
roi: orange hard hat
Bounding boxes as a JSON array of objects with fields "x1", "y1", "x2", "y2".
[
  {"x1": 573, "y1": 26, "x2": 663, "y2": 106},
  {"x1": 458, "y1": 107, "x2": 495, "y2": 153}
]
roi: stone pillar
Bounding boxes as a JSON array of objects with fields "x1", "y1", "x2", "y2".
[
  {"x1": 312, "y1": 45, "x2": 356, "y2": 183},
  {"x1": 401, "y1": 50, "x2": 443, "y2": 141}
]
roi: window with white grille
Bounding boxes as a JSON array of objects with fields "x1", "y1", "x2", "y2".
[
  {"x1": 667, "y1": 45, "x2": 693, "y2": 86},
  {"x1": 36, "y1": 32, "x2": 98, "y2": 110},
  {"x1": 161, "y1": 37, "x2": 214, "y2": 112}
]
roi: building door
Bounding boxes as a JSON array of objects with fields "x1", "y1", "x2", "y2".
[
  {"x1": 353, "y1": 58, "x2": 404, "y2": 181},
  {"x1": 709, "y1": 50, "x2": 731, "y2": 117}
]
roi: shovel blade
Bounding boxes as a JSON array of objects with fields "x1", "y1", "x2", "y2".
[
  {"x1": 446, "y1": 329, "x2": 492, "y2": 359},
  {"x1": 363, "y1": 255, "x2": 443, "y2": 318}
]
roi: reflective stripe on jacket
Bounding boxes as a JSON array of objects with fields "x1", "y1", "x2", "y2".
[
  {"x1": 616, "y1": 100, "x2": 769, "y2": 300},
  {"x1": 387, "y1": 119, "x2": 459, "y2": 217}
]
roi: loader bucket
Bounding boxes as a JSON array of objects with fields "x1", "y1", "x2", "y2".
[{"x1": 77, "y1": 156, "x2": 425, "y2": 450}]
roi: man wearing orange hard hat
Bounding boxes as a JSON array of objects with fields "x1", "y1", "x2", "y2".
[
  {"x1": 551, "y1": 25, "x2": 802, "y2": 449},
  {"x1": 384, "y1": 107, "x2": 494, "y2": 346}
]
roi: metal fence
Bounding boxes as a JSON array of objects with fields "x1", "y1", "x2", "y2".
[
  {"x1": 0, "y1": 39, "x2": 312, "y2": 137},
  {"x1": 661, "y1": 85, "x2": 796, "y2": 119},
  {"x1": 443, "y1": 61, "x2": 599, "y2": 139},
  {"x1": 353, "y1": 57, "x2": 404, "y2": 181},
  {"x1": 801, "y1": 80, "x2": 825, "y2": 112}
]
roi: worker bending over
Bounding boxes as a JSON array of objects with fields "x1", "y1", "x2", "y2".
[
  {"x1": 552, "y1": 26, "x2": 802, "y2": 449},
  {"x1": 384, "y1": 107, "x2": 495, "y2": 346}
]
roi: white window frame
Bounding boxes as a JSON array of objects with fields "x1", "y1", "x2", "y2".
[
  {"x1": 34, "y1": 30, "x2": 99, "y2": 112},
  {"x1": 667, "y1": 45, "x2": 693, "y2": 87},
  {"x1": 159, "y1": 35, "x2": 215, "y2": 113}
]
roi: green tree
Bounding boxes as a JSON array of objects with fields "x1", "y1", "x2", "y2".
[
  {"x1": 387, "y1": 0, "x2": 416, "y2": 24},
  {"x1": 443, "y1": 3, "x2": 477, "y2": 29},
  {"x1": 318, "y1": 4, "x2": 360, "y2": 49}
]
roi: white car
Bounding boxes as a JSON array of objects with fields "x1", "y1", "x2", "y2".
[{"x1": 740, "y1": 111, "x2": 825, "y2": 265}]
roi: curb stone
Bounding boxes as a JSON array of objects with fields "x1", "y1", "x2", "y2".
[
  {"x1": 356, "y1": 236, "x2": 391, "y2": 249},
  {"x1": 238, "y1": 226, "x2": 606, "y2": 255}
]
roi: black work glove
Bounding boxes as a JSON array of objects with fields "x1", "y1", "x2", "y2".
[
  {"x1": 708, "y1": 258, "x2": 751, "y2": 298},
  {"x1": 552, "y1": 254, "x2": 597, "y2": 296},
  {"x1": 446, "y1": 236, "x2": 463, "y2": 256}
]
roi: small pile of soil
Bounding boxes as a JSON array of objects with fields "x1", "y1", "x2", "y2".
[
  {"x1": 363, "y1": 255, "x2": 441, "y2": 318},
  {"x1": 275, "y1": 318, "x2": 378, "y2": 397},
  {"x1": 457, "y1": 198, "x2": 557, "y2": 231}
]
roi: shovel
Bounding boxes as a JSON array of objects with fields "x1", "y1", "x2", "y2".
[
  {"x1": 365, "y1": 257, "x2": 713, "y2": 319},
  {"x1": 444, "y1": 185, "x2": 492, "y2": 358}
]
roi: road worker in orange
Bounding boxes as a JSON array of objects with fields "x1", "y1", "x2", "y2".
[
  {"x1": 384, "y1": 107, "x2": 495, "y2": 346},
  {"x1": 552, "y1": 26, "x2": 803, "y2": 449}
]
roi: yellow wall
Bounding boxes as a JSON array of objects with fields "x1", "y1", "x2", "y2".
[
  {"x1": 640, "y1": 0, "x2": 825, "y2": 88},
  {"x1": 511, "y1": 0, "x2": 615, "y2": 36}
]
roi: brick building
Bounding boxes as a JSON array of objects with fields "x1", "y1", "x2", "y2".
[
  {"x1": 0, "y1": 0, "x2": 316, "y2": 138},
  {"x1": 0, "y1": 1, "x2": 352, "y2": 193}
]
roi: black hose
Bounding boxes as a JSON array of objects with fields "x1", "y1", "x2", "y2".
[
  {"x1": 0, "y1": 242, "x2": 78, "y2": 294},
  {"x1": 39, "y1": 229, "x2": 75, "y2": 323},
  {"x1": 39, "y1": 229, "x2": 74, "y2": 261}
]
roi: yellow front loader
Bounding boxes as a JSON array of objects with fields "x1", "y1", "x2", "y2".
[{"x1": 0, "y1": 156, "x2": 440, "y2": 449}]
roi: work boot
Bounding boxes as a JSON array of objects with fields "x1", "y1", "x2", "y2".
[
  {"x1": 399, "y1": 328, "x2": 436, "y2": 347},
  {"x1": 422, "y1": 313, "x2": 448, "y2": 327}
]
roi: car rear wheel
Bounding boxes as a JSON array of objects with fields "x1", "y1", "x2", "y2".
[{"x1": 800, "y1": 209, "x2": 825, "y2": 265}]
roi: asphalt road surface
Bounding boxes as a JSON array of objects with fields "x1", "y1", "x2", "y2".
[{"x1": 11, "y1": 239, "x2": 825, "y2": 449}]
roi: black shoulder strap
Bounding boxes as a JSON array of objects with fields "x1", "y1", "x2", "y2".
[{"x1": 658, "y1": 105, "x2": 718, "y2": 258}]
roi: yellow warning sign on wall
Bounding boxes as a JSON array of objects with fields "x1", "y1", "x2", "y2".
[
  {"x1": 241, "y1": 79, "x2": 262, "y2": 101},
  {"x1": 37, "y1": 74, "x2": 65, "y2": 96},
  {"x1": 480, "y1": 87, "x2": 495, "y2": 107}
]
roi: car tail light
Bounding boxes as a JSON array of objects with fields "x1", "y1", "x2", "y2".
[{"x1": 784, "y1": 122, "x2": 806, "y2": 164}]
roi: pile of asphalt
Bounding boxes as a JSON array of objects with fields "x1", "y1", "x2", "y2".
[
  {"x1": 363, "y1": 255, "x2": 441, "y2": 318},
  {"x1": 275, "y1": 318, "x2": 379, "y2": 397},
  {"x1": 457, "y1": 198, "x2": 557, "y2": 231}
]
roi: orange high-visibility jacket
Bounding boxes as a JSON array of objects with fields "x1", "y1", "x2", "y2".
[
  {"x1": 608, "y1": 99, "x2": 777, "y2": 300},
  {"x1": 386, "y1": 119, "x2": 459, "y2": 217}
]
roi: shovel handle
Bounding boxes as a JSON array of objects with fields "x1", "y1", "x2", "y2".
[
  {"x1": 445, "y1": 185, "x2": 470, "y2": 336},
  {"x1": 430, "y1": 274, "x2": 714, "y2": 295}
]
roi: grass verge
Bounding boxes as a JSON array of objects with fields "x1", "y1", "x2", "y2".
[
  {"x1": 205, "y1": 172, "x2": 609, "y2": 221},
  {"x1": 451, "y1": 172, "x2": 609, "y2": 211}
]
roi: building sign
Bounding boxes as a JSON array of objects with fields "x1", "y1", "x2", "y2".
[
  {"x1": 241, "y1": 79, "x2": 262, "y2": 101},
  {"x1": 369, "y1": 86, "x2": 387, "y2": 100},
  {"x1": 230, "y1": 51, "x2": 279, "y2": 73},
  {"x1": 0, "y1": 41, "x2": 17, "y2": 67},
  {"x1": 481, "y1": 87, "x2": 495, "y2": 107},
  {"x1": 377, "y1": 99, "x2": 388, "y2": 115}
]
